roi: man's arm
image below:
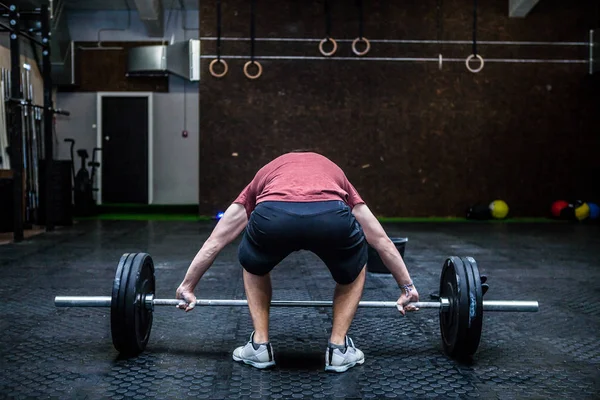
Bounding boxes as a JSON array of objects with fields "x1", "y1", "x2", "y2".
[
  {"x1": 352, "y1": 203, "x2": 412, "y2": 286},
  {"x1": 352, "y1": 203, "x2": 419, "y2": 314},
  {"x1": 178, "y1": 203, "x2": 248, "y2": 293}
]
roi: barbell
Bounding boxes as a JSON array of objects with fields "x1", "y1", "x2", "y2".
[{"x1": 54, "y1": 253, "x2": 539, "y2": 360}]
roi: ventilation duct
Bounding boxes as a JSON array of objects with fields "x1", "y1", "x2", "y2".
[
  {"x1": 47, "y1": 0, "x2": 75, "y2": 86},
  {"x1": 509, "y1": 0, "x2": 541, "y2": 18},
  {"x1": 127, "y1": 39, "x2": 200, "y2": 81},
  {"x1": 132, "y1": 0, "x2": 164, "y2": 37}
]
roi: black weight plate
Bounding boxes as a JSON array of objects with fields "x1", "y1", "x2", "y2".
[
  {"x1": 127, "y1": 253, "x2": 155, "y2": 354},
  {"x1": 111, "y1": 253, "x2": 155, "y2": 356},
  {"x1": 111, "y1": 253, "x2": 132, "y2": 353},
  {"x1": 461, "y1": 256, "x2": 483, "y2": 358},
  {"x1": 439, "y1": 256, "x2": 469, "y2": 358}
]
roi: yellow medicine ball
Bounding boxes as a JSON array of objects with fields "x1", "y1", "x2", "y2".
[
  {"x1": 489, "y1": 200, "x2": 509, "y2": 219},
  {"x1": 574, "y1": 202, "x2": 590, "y2": 221}
]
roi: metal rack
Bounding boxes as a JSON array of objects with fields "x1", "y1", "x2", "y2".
[{"x1": 0, "y1": 3, "x2": 58, "y2": 242}]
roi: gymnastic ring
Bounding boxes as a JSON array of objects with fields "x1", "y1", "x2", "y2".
[
  {"x1": 438, "y1": 54, "x2": 443, "y2": 71},
  {"x1": 243, "y1": 60, "x2": 263, "y2": 80},
  {"x1": 465, "y1": 54, "x2": 484, "y2": 73},
  {"x1": 352, "y1": 37, "x2": 371, "y2": 56},
  {"x1": 319, "y1": 37, "x2": 338, "y2": 56},
  {"x1": 209, "y1": 59, "x2": 228, "y2": 78}
]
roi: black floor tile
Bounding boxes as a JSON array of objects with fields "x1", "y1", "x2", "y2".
[{"x1": 0, "y1": 221, "x2": 599, "y2": 399}]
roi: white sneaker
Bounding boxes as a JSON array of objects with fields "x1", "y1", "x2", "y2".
[
  {"x1": 324, "y1": 336, "x2": 365, "y2": 372},
  {"x1": 232, "y1": 331, "x2": 276, "y2": 369}
]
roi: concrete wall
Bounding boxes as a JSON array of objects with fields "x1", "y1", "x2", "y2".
[{"x1": 54, "y1": 9, "x2": 200, "y2": 205}]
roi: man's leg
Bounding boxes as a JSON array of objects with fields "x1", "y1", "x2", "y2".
[
  {"x1": 243, "y1": 269, "x2": 272, "y2": 343},
  {"x1": 313, "y1": 205, "x2": 368, "y2": 372},
  {"x1": 330, "y1": 266, "x2": 366, "y2": 345},
  {"x1": 231, "y1": 267, "x2": 276, "y2": 368}
]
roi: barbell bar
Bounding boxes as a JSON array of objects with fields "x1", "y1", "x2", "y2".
[
  {"x1": 53, "y1": 253, "x2": 539, "y2": 360},
  {"x1": 54, "y1": 296, "x2": 538, "y2": 312}
]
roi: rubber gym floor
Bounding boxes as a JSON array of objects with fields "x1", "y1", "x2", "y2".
[{"x1": 0, "y1": 220, "x2": 599, "y2": 399}]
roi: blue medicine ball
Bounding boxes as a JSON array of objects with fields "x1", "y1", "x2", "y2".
[{"x1": 588, "y1": 203, "x2": 600, "y2": 220}]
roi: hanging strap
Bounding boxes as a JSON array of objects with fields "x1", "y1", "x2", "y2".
[
  {"x1": 319, "y1": 0, "x2": 337, "y2": 56},
  {"x1": 216, "y1": 0, "x2": 222, "y2": 60},
  {"x1": 465, "y1": 0, "x2": 484, "y2": 73},
  {"x1": 351, "y1": 0, "x2": 370, "y2": 56},
  {"x1": 357, "y1": 0, "x2": 364, "y2": 39},
  {"x1": 250, "y1": 0, "x2": 256, "y2": 62},
  {"x1": 209, "y1": 0, "x2": 228, "y2": 78},
  {"x1": 244, "y1": 0, "x2": 262, "y2": 79},
  {"x1": 472, "y1": 0, "x2": 478, "y2": 56},
  {"x1": 324, "y1": 0, "x2": 332, "y2": 38}
]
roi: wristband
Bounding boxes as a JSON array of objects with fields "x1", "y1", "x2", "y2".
[{"x1": 399, "y1": 281, "x2": 414, "y2": 294}]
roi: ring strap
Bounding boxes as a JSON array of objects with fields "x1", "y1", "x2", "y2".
[
  {"x1": 472, "y1": 0, "x2": 478, "y2": 56},
  {"x1": 250, "y1": 0, "x2": 256, "y2": 62},
  {"x1": 216, "y1": 0, "x2": 222, "y2": 60},
  {"x1": 357, "y1": 0, "x2": 364, "y2": 39},
  {"x1": 324, "y1": 0, "x2": 332, "y2": 38},
  {"x1": 320, "y1": 0, "x2": 336, "y2": 57}
]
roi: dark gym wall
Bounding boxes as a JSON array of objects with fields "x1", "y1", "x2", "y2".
[{"x1": 198, "y1": 0, "x2": 600, "y2": 217}]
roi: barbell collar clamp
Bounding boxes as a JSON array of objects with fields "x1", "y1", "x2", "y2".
[
  {"x1": 145, "y1": 294, "x2": 154, "y2": 311},
  {"x1": 54, "y1": 296, "x2": 538, "y2": 313}
]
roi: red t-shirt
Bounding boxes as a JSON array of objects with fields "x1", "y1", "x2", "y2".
[{"x1": 234, "y1": 152, "x2": 365, "y2": 217}]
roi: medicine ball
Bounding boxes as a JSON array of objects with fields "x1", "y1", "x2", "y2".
[
  {"x1": 560, "y1": 203, "x2": 575, "y2": 220},
  {"x1": 466, "y1": 203, "x2": 491, "y2": 220},
  {"x1": 574, "y1": 202, "x2": 590, "y2": 221},
  {"x1": 551, "y1": 200, "x2": 569, "y2": 218},
  {"x1": 588, "y1": 203, "x2": 600, "y2": 220},
  {"x1": 489, "y1": 200, "x2": 509, "y2": 219}
]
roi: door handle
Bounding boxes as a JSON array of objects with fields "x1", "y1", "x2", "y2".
[{"x1": 104, "y1": 136, "x2": 110, "y2": 141}]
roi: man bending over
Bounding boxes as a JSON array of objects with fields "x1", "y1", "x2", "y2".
[{"x1": 176, "y1": 151, "x2": 419, "y2": 372}]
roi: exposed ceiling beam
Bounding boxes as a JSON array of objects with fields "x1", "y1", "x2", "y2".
[
  {"x1": 132, "y1": 0, "x2": 163, "y2": 37},
  {"x1": 509, "y1": 0, "x2": 541, "y2": 18}
]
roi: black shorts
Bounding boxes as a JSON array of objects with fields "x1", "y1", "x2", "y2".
[{"x1": 238, "y1": 200, "x2": 368, "y2": 284}]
